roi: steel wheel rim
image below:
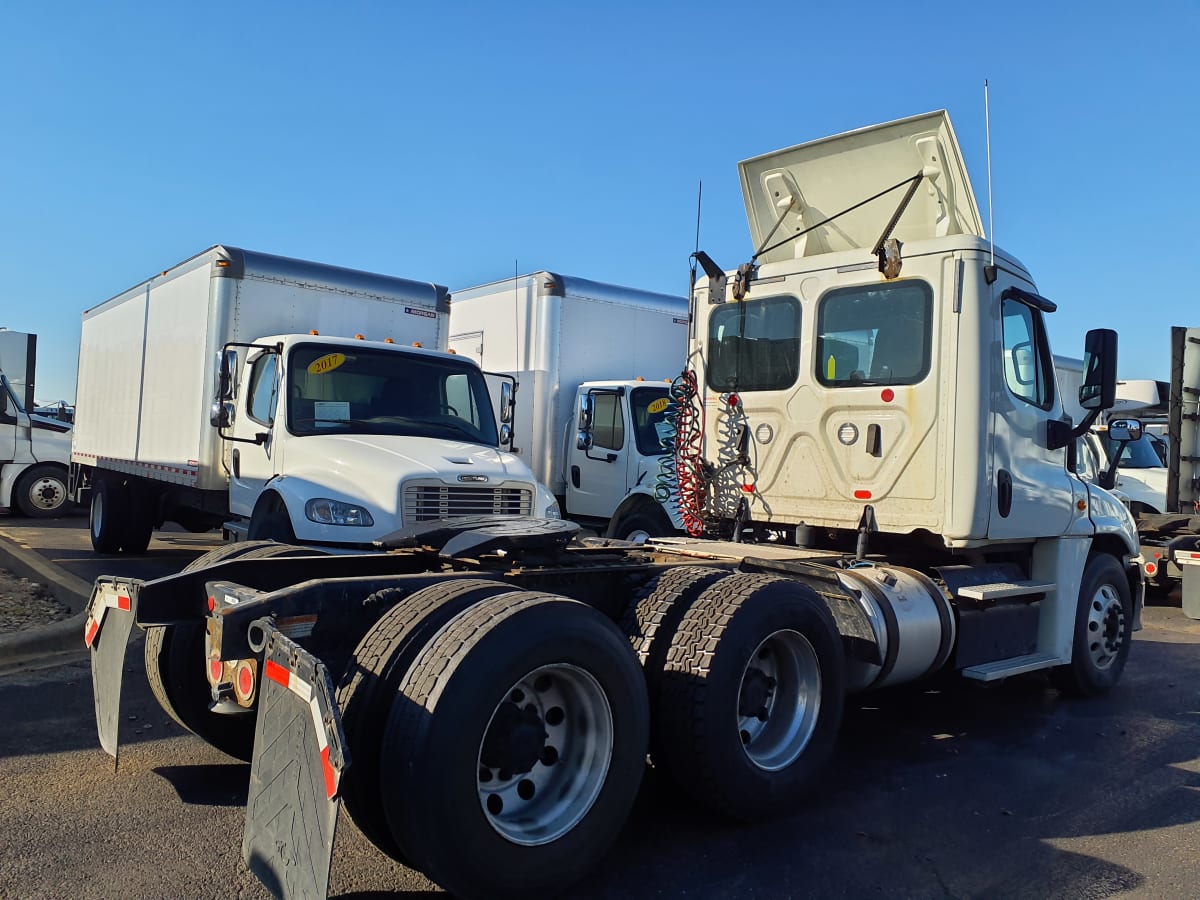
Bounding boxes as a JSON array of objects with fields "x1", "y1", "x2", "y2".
[
  {"x1": 477, "y1": 663, "x2": 613, "y2": 846},
  {"x1": 29, "y1": 476, "x2": 65, "y2": 512},
  {"x1": 92, "y1": 491, "x2": 105, "y2": 537},
  {"x1": 1087, "y1": 583, "x2": 1126, "y2": 670},
  {"x1": 737, "y1": 628, "x2": 822, "y2": 771},
  {"x1": 624, "y1": 528, "x2": 651, "y2": 544}
]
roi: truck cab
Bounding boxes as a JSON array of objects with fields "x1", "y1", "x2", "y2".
[
  {"x1": 569, "y1": 379, "x2": 682, "y2": 540},
  {"x1": 215, "y1": 334, "x2": 559, "y2": 544},
  {"x1": 0, "y1": 331, "x2": 72, "y2": 518}
]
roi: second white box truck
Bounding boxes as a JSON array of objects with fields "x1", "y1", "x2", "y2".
[
  {"x1": 449, "y1": 272, "x2": 688, "y2": 539},
  {"x1": 70, "y1": 246, "x2": 558, "y2": 553}
]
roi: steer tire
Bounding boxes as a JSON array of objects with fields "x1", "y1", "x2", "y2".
[
  {"x1": 144, "y1": 542, "x2": 327, "y2": 761},
  {"x1": 654, "y1": 573, "x2": 845, "y2": 820},
  {"x1": 336, "y1": 578, "x2": 516, "y2": 860},
  {"x1": 1050, "y1": 554, "x2": 1133, "y2": 697},
  {"x1": 379, "y1": 592, "x2": 649, "y2": 898},
  {"x1": 14, "y1": 464, "x2": 70, "y2": 518}
]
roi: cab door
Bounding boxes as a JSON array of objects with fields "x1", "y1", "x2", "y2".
[
  {"x1": 228, "y1": 349, "x2": 282, "y2": 518},
  {"x1": 566, "y1": 389, "x2": 630, "y2": 519},
  {"x1": 986, "y1": 285, "x2": 1077, "y2": 539}
]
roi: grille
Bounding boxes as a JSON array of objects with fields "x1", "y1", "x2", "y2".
[{"x1": 403, "y1": 483, "x2": 533, "y2": 522}]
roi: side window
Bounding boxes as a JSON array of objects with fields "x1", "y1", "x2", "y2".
[
  {"x1": 591, "y1": 392, "x2": 625, "y2": 451},
  {"x1": 247, "y1": 353, "x2": 278, "y2": 425},
  {"x1": 1001, "y1": 298, "x2": 1053, "y2": 409}
]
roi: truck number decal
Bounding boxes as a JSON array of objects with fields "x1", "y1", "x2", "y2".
[
  {"x1": 307, "y1": 353, "x2": 347, "y2": 375},
  {"x1": 405, "y1": 306, "x2": 437, "y2": 319}
]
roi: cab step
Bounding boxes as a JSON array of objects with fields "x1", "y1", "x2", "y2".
[
  {"x1": 962, "y1": 652, "x2": 1062, "y2": 682},
  {"x1": 956, "y1": 580, "x2": 1056, "y2": 603}
]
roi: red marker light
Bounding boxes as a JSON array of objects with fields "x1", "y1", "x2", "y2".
[
  {"x1": 1145, "y1": 562, "x2": 1158, "y2": 577},
  {"x1": 854, "y1": 490, "x2": 872, "y2": 500},
  {"x1": 741, "y1": 484, "x2": 755, "y2": 493},
  {"x1": 236, "y1": 662, "x2": 255, "y2": 698},
  {"x1": 207, "y1": 595, "x2": 216, "y2": 612},
  {"x1": 209, "y1": 659, "x2": 222, "y2": 683},
  {"x1": 728, "y1": 393, "x2": 740, "y2": 408},
  {"x1": 881, "y1": 389, "x2": 895, "y2": 403}
]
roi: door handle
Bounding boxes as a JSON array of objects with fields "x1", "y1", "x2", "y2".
[
  {"x1": 232, "y1": 447, "x2": 241, "y2": 479},
  {"x1": 571, "y1": 465, "x2": 580, "y2": 489},
  {"x1": 997, "y1": 469, "x2": 1012, "y2": 518}
]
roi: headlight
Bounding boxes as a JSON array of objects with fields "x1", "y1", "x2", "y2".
[
  {"x1": 305, "y1": 498, "x2": 374, "y2": 527},
  {"x1": 543, "y1": 499, "x2": 562, "y2": 519}
]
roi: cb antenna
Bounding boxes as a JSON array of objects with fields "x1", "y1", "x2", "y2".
[
  {"x1": 687, "y1": 179, "x2": 702, "y2": 341},
  {"x1": 984, "y1": 79, "x2": 995, "y2": 269}
]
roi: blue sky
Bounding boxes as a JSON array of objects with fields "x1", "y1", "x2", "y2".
[{"x1": 2, "y1": 1, "x2": 1196, "y2": 403}]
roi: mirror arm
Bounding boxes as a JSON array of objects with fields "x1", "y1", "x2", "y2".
[{"x1": 1048, "y1": 408, "x2": 1101, "y2": 452}]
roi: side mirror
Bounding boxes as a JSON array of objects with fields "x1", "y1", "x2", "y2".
[
  {"x1": 577, "y1": 392, "x2": 594, "y2": 430},
  {"x1": 210, "y1": 400, "x2": 234, "y2": 429},
  {"x1": 499, "y1": 422, "x2": 512, "y2": 445},
  {"x1": 499, "y1": 381, "x2": 514, "y2": 424},
  {"x1": 216, "y1": 348, "x2": 238, "y2": 402},
  {"x1": 1079, "y1": 329, "x2": 1117, "y2": 411},
  {"x1": 576, "y1": 392, "x2": 594, "y2": 450},
  {"x1": 1108, "y1": 418, "x2": 1143, "y2": 443}
]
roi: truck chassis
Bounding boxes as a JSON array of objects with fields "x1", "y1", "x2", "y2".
[{"x1": 85, "y1": 515, "x2": 1138, "y2": 899}]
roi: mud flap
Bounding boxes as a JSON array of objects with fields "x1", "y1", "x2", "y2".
[
  {"x1": 243, "y1": 622, "x2": 350, "y2": 900},
  {"x1": 85, "y1": 580, "x2": 137, "y2": 765}
]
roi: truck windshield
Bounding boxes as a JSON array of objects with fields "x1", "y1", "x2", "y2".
[
  {"x1": 286, "y1": 344, "x2": 499, "y2": 446},
  {"x1": 630, "y1": 387, "x2": 673, "y2": 456},
  {"x1": 1100, "y1": 433, "x2": 1164, "y2": 469}
]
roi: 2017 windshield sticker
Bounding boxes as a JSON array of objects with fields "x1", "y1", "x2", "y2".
[
  {"x1": 307, "y1": 353, "x2": 346, "y2": 375},
  {"x1": 647, "y1": 397, "x2": 670, "y2": 414}
]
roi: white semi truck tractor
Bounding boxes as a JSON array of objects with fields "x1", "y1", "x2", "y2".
[{"x1": 84, "y1": 112, "x2": 1141, "y2": 900}]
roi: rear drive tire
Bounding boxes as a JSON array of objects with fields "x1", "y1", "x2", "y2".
[
  {"x1": 379, "y1": 592, "x2": 649, "y2": 898},
  {"x1": 654, "y1": 573, "x2": 845, "y2": 820},
  {"x1": 619, "y1": 566, "x2": 730, "y2": 757},
  {"x1": 144, "y1": 542, "x2": 328, "y2": 761},
  {"x1": 1050, "y1": 554, "x2": 1133, "y2": 697},
  {"x1": 14, "y1": 464, "x2": 69, "y2": 518},
  {"x1": 120, "y1": 482, "x2": 156, "y2": 554},
  {"x1": 89, "y1": 478, "x2": 126, "y2": 553},
  {"x1": 336, "y1": 578, "x2": 516, "y2": 859}
]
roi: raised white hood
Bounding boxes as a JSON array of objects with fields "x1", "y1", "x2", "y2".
[{"x1": 738, "y1": 110, "x2": 984, "y2": 264}]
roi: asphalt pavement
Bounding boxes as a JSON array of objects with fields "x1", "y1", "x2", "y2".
[{"x1": 2, "y1": 517, "x2": 1200, "y2": 898}]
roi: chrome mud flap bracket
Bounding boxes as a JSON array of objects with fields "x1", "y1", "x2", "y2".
[
  {"x1": 85, "y1": 579, "x2": 138, "y2": 765},
  {"x1": 243, "y1": 619, "x2": 350, "y2": 900}
]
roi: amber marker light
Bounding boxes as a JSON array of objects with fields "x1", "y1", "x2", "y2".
[{"x1": 1076, "y1": 500, "x2": 1087, "y2": 510}]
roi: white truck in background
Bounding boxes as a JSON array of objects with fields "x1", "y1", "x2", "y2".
[
  {"x1": 70, "y1": 246, "x2": 557, "y2": 554},
  {"x1": 1058, "y1": 333, "x2": 1200, "y2": 606},
  {"x1": 449, "y1": 272, "x2": 688, "y2": 540},
  {"x1": 0, "y1": 329, "x2": 73, "y2": 517}
]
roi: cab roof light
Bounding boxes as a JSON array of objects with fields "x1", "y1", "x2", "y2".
[
  {"x1": 412, "y1": 341, "x2": 423, "y2": 348},
  {"x1": 309, "y1": 329, "x2": 320, "y2": 335},
  {"x1": 355, "y1": 334, "x2": 365, "y2": 340},
  {"x1": 384, "y1": 337, "x2": 394, "y2": 343}
]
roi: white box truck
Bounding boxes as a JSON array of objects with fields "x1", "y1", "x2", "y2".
[
  {"x1": 86, "y1": 113, "x2": 1145, "y2": 900},
  {"x1": 449, "y1": 272, "x2": 688, "y2": 539},
  {"x1": 69, "y1": 246, "x2": 558, "y2": 553},
  {"x1": 0, "y1": 330, "x2": 73, "y2": 517}
]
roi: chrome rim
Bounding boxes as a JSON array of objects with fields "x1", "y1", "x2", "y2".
[
  {"x1": 28, "y1": 476, "x2": 66, "y2": 512},
  {"x1": 477, "y1": 663, "x2": 613, "y2": 846},
  {"x1": 1087, "y1": 583, "x2": 1126, "y2": 670},
  {"x1": 623, "y1": 528, "x2": 651, "y2": 544},
  {"x1": 737, "y1": 629, "x2": 822, "y2": 771}
]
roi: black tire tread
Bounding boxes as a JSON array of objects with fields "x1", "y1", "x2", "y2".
[
  {"x1": 655, "y1": 572, "x2": 844, "y2": 820},
  {"x1": 335, "y1": 578, "x2": 514, "y2": 857}
]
